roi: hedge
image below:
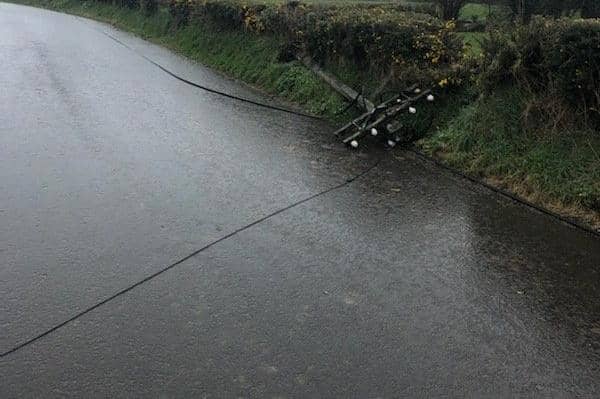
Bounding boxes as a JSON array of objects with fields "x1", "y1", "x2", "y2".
[
  {"x1": 167, "y1": 0, "x2": 464, "y2": 89},
  {"x1": 480, "y1": 17, "x2": 600, "y2": 127}
]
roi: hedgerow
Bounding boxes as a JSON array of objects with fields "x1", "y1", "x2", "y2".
[
  {"x1": 480, "y1": 17, "x2": 600, "y2": 128},
  {"x1": 167, "y1": 0, "x2": 464, "y2": 90}
]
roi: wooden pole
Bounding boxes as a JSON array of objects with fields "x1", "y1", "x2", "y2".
[{"x1": 297, "y1": 55, "x2": 374, "y2": 112}]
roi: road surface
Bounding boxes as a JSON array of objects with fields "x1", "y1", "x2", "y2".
[{"x1": 1, "y1": 3, "x2": 599, "y2": 397}]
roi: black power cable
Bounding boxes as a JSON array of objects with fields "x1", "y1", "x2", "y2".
[
  {"x1": 1, "y1": 159, "x2": 381, "y2": 358},
  {"x1": 98, "y1": 30, "x2": 322, "y2": 121}
]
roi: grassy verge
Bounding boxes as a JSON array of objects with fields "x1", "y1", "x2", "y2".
[
  {"x1": 419, "y1": 87, "x2": 600, "y2": 229},
  {"x1": 6, "y1": 0, "x2": 600, "y2": 230}
]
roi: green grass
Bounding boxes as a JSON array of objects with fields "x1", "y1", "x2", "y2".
[
  {"x1": 420, "y1": 87, "x2": 600, "y2": 217},
  {"x1": 172, "y1": 23, "x2": 349, "y2": 118},
  {"x1": 459, "y1": 2, "x2": 490, "y2": 20},
  {"x1": 457, "y1": 31, "x2": 486, "y2": 56},
  {"x1": 458, "y1": 2, "x2": 510, "y2": 22}
]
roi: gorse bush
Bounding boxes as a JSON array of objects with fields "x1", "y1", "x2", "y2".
[
  {"x1": 480, "y1": 17, "x2": 600, "y2": 128},
  {"x1": 167, "y1": 0, "x2": 463, "y2": 89}
]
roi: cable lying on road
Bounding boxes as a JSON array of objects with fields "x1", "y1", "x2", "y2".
[
  {"x1": 0, "y1": 158, "x2": 381, "y2": 358},
  {"x1": 98, "y1": 29, "x2": 322, "y2": 121}
]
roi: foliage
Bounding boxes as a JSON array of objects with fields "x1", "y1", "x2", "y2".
[
  {"x1": 435, "y1": 0, "x2": 468, "y2": 20},
  {"x1": 167, "y1": 0, "x2": 464, "y2": 89},
  {"x1": 479, "y1": 17, "x2": 600, "y2": 127},
  {"x1": 500, "y1": 0, "x2": 600, "y2": 21},
  {"x1": 139, "y1": 0, "x2": 157, "y2": 15},
  {"x1": 422, "y1": 87, "x2": 600, "y2": 214}
]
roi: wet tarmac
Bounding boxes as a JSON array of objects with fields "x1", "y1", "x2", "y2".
[{"x1": 1, "y1": 3, "x2": 599, "y2": 397}]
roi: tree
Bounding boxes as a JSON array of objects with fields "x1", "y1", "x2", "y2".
[{"x1": 435, "y1": 0, "x2": 468, "y2": 20}]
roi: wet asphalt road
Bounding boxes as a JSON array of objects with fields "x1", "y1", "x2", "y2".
[{"x1": 1, "y1": 3, "x2": 600, "y2": 397}]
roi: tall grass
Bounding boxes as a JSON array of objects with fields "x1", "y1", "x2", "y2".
[{"x1": 421, "y1": 87, "x2": 600, "y2": 220}]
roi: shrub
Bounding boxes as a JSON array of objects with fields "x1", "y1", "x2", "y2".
[
  {"x1": 480, "y1": 17, "x2": 600, "y2": 127},
  {"x1": 169, "y1": 0, "x2": 191, "y2": 26}
]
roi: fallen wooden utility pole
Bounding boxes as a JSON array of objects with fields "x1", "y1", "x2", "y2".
[
  {"x1": 336, "y1": 89, "x2": 431, "y2": 146},
  {"x1": 297, "y1": 55, "x2": 374, "y2": 112},
  {"x1": 297, "y1": 54, "x2": 434, "y2": 148},
  {"x1": 333, "y1": 85, "x2": 417, "y2": 137}
]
